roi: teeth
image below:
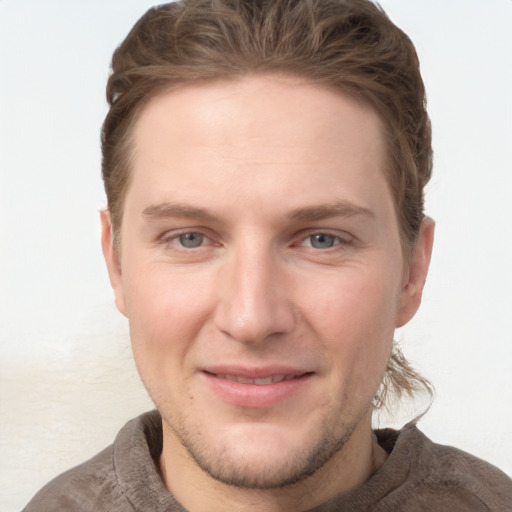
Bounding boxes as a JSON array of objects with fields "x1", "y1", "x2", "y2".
[
  {"x1": 255, "y1": 377, "x2": 274, "y2": 385},
  {"x1": 216, "y1": 374, "x2": 296, "y2": 385},
  {"x1": 236, "y1": 376, "x2": 254, "y2": 384}
]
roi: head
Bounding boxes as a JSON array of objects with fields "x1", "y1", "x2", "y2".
[
  {"x1": 100, "y1": 0, "x2": 434, "y2": 498},
  {"x1": 102, "y1": 0, "x2": 433, "y2": 409}
]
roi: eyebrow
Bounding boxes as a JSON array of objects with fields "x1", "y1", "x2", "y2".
[
  {"x1": 141, "y1": 200, "x2": 375, "y2": 223},
  {"x1": 289, "y1": 201, "x2": 375, "y2": 222},
  {"x1": 142, "y1": 202, "x2": 216, "y2": 222}
]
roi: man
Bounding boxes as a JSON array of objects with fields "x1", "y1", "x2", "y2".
[{"x1": 23, "y1": 0, "x2": 512, "y2": 510}]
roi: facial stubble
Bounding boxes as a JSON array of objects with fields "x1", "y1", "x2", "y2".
[{"x1": 161, "y1": 403, "x2": 368, "y2": 491}]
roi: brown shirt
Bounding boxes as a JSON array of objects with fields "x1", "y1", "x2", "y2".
[{"x1": 23, "y1": 410, "x2": 512, "y2": 511}]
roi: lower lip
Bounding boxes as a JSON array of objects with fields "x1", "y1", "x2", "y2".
[{"x1": 203, "y1": 372, "x2": 313, "y2": 408}]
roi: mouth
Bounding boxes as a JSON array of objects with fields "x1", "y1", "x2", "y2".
[
  {"x1": 202, "y1": 369, "x2": 313, "y2": 408},
  {"x1": 209, "y1": 373, "x2": 304, "y2": 385}
]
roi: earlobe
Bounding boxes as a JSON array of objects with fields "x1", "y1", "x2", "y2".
[
  {"x1": 100, "y1": 209, "x2": 127, "y2": 317},
  {"x1": 396, "y1": 217, "x2": 435, "y2": 328}
]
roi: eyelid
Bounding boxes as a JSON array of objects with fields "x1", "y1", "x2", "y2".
[
  {"x1": 158, "y1": 228, "x2": 217, "y2": 248},
  {"x1": 156, "y1": 227, "x2": 354, "y2": 250},
  {"x1": 295, "y1": 229, "x2": 354, "y2": 246}
]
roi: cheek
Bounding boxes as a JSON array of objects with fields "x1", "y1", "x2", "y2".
[
  {"x1": 122, "y1": 264, "x2": 212, "y2": 363},
  {"x1": 122, "y1": 267, "x2": 215, "y2": 408},
  {"x1": 306, "y1": 267, "x2": 399, "y2": 336},
  {"x1": 305, "y1": 271, "x2": 398, "y2": 391}
]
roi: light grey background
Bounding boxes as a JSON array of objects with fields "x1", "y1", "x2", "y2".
[{"x1": 1, "y1": 1, "x2": 511, "y2": 510}]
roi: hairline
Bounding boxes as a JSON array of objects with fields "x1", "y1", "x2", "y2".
[{"x1": 109, "y1": 71, "x2": 417, "y2": 259}]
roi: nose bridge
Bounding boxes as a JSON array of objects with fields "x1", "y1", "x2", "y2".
[{"x1": 214, "y1": 238, "x2": 295, "y2": 344}]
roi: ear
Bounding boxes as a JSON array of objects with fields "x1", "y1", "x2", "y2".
[
  {"x1": 100, "y1": 209, "x2": 127, "y2": 317},
  {"x1": 395, "y1": 217, "x2": 435, "y2": 328}
]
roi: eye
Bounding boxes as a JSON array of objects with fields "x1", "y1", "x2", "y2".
[
  {"x1": 177, "y1": 232, "x2": 206, "y2": 248},
  {"x1": 305, "y1": 233, "x2": 339, "y2": 249}
]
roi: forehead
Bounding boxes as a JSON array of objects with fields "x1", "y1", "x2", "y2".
[
  {"x1": 133, "y1": 74, "x2": 385, "y2": 158},
  {"x1": 125, "y1": 74, "x2": 393, "y2": 222}
]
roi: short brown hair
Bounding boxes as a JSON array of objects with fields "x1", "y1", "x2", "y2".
[{"x1": 102, "y1": 0, "x2": 433, "y2": 408}]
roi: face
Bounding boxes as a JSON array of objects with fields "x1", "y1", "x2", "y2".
[{"x1": 102, "y1": 74, "x2": 432, "y2": 490}]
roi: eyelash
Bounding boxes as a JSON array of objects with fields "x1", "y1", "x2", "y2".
[
  {"x1": 158, "y1": 230, "x2": 353, "y2": 252},
  {"x1": 159, "y1": 230, "x2": 212, "y2": 250},
  {"x1": 298, "y1": 232, "x2": 353, "y2": 250}
]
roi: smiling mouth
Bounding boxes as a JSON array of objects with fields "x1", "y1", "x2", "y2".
[
  {"x1": 203, "y1": 371, "x2": 313, "y2": 407},
  {"x1": 209, "y1": 373, "x2": 308, "y2": 385}
]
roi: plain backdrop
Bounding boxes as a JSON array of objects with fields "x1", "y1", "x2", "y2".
[{"x1": 1, "y1": 1, "x2": 511, "y2": 510}]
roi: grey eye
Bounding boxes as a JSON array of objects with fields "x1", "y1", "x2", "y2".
[
  {"x1": 178, "y1": 233, "x2": 205, "y2": 248},
  {"x1": 309, "y1": 233, "x2": 337, "y2": 249}
]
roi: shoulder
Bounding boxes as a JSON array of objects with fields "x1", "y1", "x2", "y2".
[
  {"x1": 22, "y1": 444, "x2": 123, "y2": 512},
  {"x1": 22, "y1": 411, "x2": 163, "y2": 512},
  {"x1": 375, "y1": 423, "x2": 512, "y2": 511}
]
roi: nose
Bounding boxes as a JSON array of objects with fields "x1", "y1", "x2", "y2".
[{"x1": 213, "y1": 243, "x2": 296, "y2": 346}]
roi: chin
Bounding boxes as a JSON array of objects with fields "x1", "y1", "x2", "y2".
[{"x1": 170, "y1": 416, "x2": 355, "y2": 490}]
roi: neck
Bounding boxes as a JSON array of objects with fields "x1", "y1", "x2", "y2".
[{"x1": 159, "y1": 413, "x2": 388, "y2": 512}]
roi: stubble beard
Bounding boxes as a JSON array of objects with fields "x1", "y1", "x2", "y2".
[{"x1": 163, "y1": 411, "x2": 360, "y2": 490}]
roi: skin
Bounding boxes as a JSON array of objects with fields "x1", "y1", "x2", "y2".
[{"x1": 102, "y1": 74, "x2": 434, "y2": 512}]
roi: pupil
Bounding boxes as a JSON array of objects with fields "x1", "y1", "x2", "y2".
[
  {"x1": 311, "y1": 234, "x2": 335, "y2": 249},
  {"x1": 179, "y1": 233, "x2": 203, "y2": 248}
]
